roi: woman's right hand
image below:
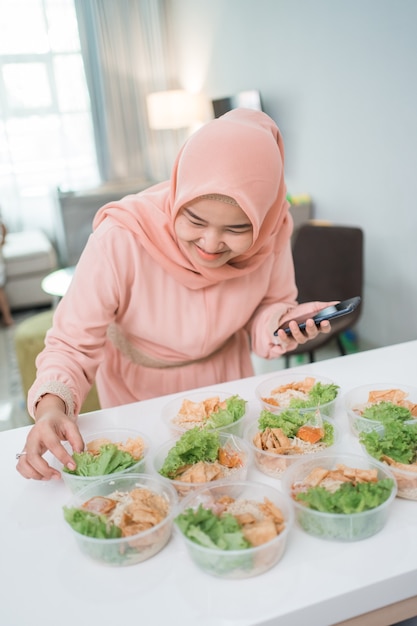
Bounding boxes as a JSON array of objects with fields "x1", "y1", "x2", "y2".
[{"x1": 16, "y1": 394, "x2": 84, "y2": 481}]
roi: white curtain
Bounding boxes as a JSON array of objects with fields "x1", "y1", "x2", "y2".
[{"x1": 74, "y1": 0, "x2": 177, "y2": 183}]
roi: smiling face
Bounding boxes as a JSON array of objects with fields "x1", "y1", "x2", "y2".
[{"x1": 174, "y1": 197, "x2": 254, "y2": 268}]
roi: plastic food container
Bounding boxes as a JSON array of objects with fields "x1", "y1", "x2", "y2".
[
  {"x1": 368, "y1": 459, "x2": 417, "y2": 501},
  {"x1": 152, "y1": 432, "x2": 252, "y2": 498},
  {"x1": 360, "y1": 424, "x2": 417, "y2": 501},
  {"x1": 63, "y1": 473, "x2": 178, "y2": 566},
  {"x1": 244, "y1": 414, "x2": 340, "y2": 479},
  {"x1": 281, "y1": 453, "x2": 397, "y2": 541},
  {"x1": 174, "y1": 480, "x2": 294, "y2": 578},
  {"x1": 255, "y1": 372, "x2": 339, "y2": 418},
  {"x1": 343, "y1": 383, "x2": 417, "y2": 437},
  {"x1": 161, "y1": 389, "x2": 247, "y2": 437},
  {"x1": 55, "y1": 428, "x2": 150, "y2": 493}
]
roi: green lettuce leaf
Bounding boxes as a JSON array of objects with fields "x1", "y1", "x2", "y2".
[
  {"x1": 175, "y1": 504, "x2": 250, "y2": 550},
  {"x1": 321, "y1": 422, "x2": 335, "y2": 446},
  {"x1": 362, "y1": 401, "x2": 412, "y2": 424},
  {"x1": 258, "y1": 409, "x2": 305, "y2": 435},
  {"x1": 204, "y1": 395, "x2": 246, "y2": 429},
  {"x1": 288, "y1": 382, "x2": 339, "y2": 409},
  {"x1": 63, "y1": 506, "x2": 122, "y2": 538},
  {"x1": 360, "y1": 421, "x2": 417, "y2": 464},
  {"x1": 159, "y1": 428, "x2": 220, "y2": 478},
  {"x1": 63, "y1": 443, "x2": 136, "y2": 477},
  {"x1": 257, "y1": 409, "x2": 334, "y2": 445},
  {"x1": 295, "y1": 479, "x2": 394, "y2": 514}
]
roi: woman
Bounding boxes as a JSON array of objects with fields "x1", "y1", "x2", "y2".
[{"x1": 17, "y1": 108, "x2": 332, "y2": 480}]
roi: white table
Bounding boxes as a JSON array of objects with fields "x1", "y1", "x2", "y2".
[
  {"x1": 2, "y1": 341, "x2": 417, "y2": 626},
  {"x1": 41, "y1": 265, "x2": 75, "y2": 299}
]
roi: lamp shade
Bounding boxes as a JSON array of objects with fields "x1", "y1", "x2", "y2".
[{"x1": 146, "y1": 90, "x2": 198, "y2": 129}]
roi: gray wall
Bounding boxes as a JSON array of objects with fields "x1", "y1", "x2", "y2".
[{"x1": 170, "y1": 0, "x2": 417, "y2": 350}]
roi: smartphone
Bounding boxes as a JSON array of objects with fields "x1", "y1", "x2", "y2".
[{"x1": 274, "y1": 296, "x2": 361, "y2": 337}]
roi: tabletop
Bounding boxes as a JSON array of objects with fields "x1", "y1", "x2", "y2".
[
  {"x1": 2, "y1": 340, "x2": 417, "y2": 626},
  {"x1": 41, "y1": 265, "x2": 75, "y2": 298}
]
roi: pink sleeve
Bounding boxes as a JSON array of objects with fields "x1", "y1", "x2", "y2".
[
  {"x1": 246, "y1": 240, "x2": 298, "y2": 359},
  {"x1": 27, "y1": 231, "x2": 119, "y2": 418}
]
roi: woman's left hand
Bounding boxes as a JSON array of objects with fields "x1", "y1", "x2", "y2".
[{"x1": 274, "y1": 301, "x2": 335, "y2": 351}]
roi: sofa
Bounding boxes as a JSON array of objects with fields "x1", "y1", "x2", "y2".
[
  {"x1": 55, "y1": 180, "x2": 154, "y2": 265},
  {"x1": 3, "y1": 230, "x2": 58, "y2": 310},
  {"x1": 8, "y1": 230, "x2": 101, "y2": 414},
  {"x1": 14, "y1": 309, "x2": 100, "y2": 415}
]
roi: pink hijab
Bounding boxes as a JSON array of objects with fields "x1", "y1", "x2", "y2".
[{"x1": 93, "y1": 108, "x2": 292, "y2": 289}]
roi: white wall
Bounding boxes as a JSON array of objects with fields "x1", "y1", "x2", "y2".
[{"x1": 169, "y1": 0, "x2": 417, "y2": 350}]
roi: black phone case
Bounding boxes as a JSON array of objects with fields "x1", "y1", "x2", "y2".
[{"x1": 274, "y1": 296, "x2": 361, "y2": 337}]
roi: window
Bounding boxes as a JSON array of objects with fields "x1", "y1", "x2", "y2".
[{"x1": 0, "y1": 0, "x2": 99, "y2": 233}]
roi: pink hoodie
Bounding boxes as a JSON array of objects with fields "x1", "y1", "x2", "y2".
[{"x1": 28, "y1": 109, "x2": 297, "y2": 417}]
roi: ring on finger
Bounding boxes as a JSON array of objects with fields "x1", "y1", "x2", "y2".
[{"x1": 16, "y1": 451, "x2": 27, "y2": 460}]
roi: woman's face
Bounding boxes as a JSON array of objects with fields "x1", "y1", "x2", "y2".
[{"x1": 174, "y1": 197, "x2": 253, "y2": 268}]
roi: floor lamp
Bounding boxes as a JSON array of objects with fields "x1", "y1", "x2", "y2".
[{"x1": 146, "y1": 90, "x2": 204, "y2": 178}]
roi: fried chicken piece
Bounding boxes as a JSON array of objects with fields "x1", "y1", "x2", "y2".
[
  {"x1": 86, "y1": 438, "x2": 113, "y2": 455},
  {"x1": 218, "y1": 447, "x2": 243, "y2": 468},
  {"x1": 119, "y1": 488, "x2": 169, "y2": 536},
  {"x1": 213, "y1": 495, "x2": 236, "y2": 515},
  {"x1": 176, "y1": 461, "x2": 224, "y2": 483},
  {"x1": 271, "y1": 376, "x2": 316, "y2": 395},
  {"x1": 261, "y1": 396, "x2": 280, "y2": 407},
  {"x1": 217, "y1": 495, "x2": 235, "y2": 507},
  {"x1": 254, "y1": 427, "x2": 291, "y2": 452},
  {"x1": 319, "y1": 477, "x2": 347, "y2": 493},
  {"x1": 262, "y1": 377, "x2": 317, "y2": 408},
  {"x1": 368, "y1": 389, "x2": 407, "y2": 404},
  {"x1": 300, "y1": 464, "x2": 379, "y2": 494},
  {"x1": 271, "y1": 428, "x2": 291, "y2": 447},
  {"x1": 253, "y1": 431, "x2": 264, "y2": 449},
  {"x1": 178, "y1": 399, "x2": 208, "y2": 422},
  {"x1": 325, "y1": 470, "x2": 352, "y2": 484},
  {"x1": 260, "y1": 498, "x2": 285, "y2": 526},
  {"x1": 86, "y1": 436, "x2": 145, "y2": 460},
  {"x1": 382, "y1": 455, "x2": 417, "y2": 473},
  {"x1": 177, "y1": 396, "x2": 227, "y2": 424},
  {"x1": 234, "y1": 512, "x2": 258, "y2": 525},
  {"x1": 260, "y1": 429, "x2": 276, "y2": 450},
  {"x1": 203, "y1": 397, "x2": 226, "y2": 414},
  {"x1": 242, "y1": 518, "x2": 278, "y2": 547},
  {"x1": 118, "y1": 437, "x2": 145, "y2": 460},
  {"x1": 255, "y1": 427, "x2": 304, "y2": 455},
  {"x1": 221, "y1": 497, "x2": 287, "y2": 545},
  {"x1": 409, "y1": 404, "x2": 417, "y2": 416},
  {"x1": 368, "y1": 389, "x2": 417, "y2": 416},
  {"x1": 302, "y1": 467, "x2": 329, "y2": 487},
  {"x1": 337, "y1": 464, "x2": 378, "y2": 483},
  {"x1": 81, "y1": 496, "x2": 117, "y2": 515}
]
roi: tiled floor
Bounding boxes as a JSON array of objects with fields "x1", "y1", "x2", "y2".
[
  {"x1": 0, "y1": 325, "x2": 30, "y2": 431},
  {"x1": 0, "y1": 308, "x2": 50, "y2": 431}
]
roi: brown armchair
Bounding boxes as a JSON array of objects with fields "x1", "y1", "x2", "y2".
[{"x1": 284, "y1": 222, "x2": 364, "y2": 367}]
